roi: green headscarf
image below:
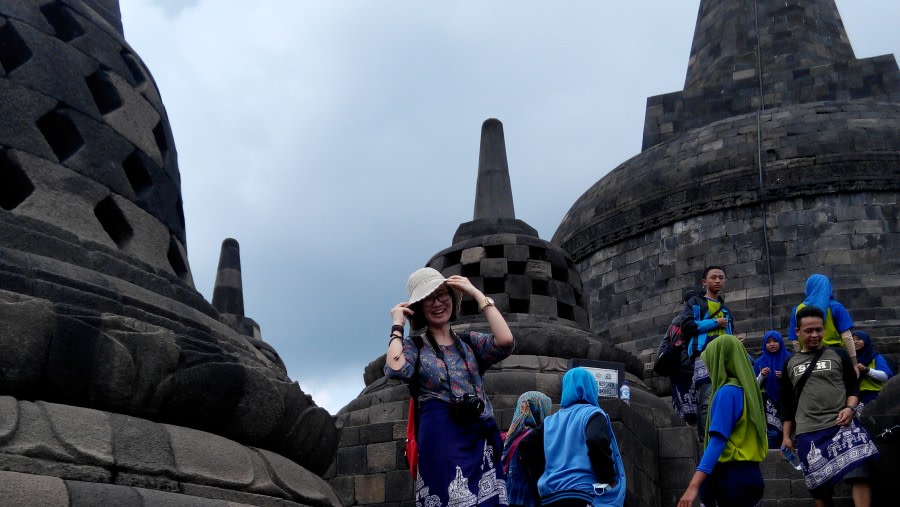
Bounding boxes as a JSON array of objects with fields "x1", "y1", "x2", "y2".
[{"x1": 700, "y1": 334, "x2": 767, "y2": 462}]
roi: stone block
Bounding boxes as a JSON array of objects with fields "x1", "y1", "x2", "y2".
[
  {"x1": 108, "y1": 413, "x2": 176, "y2": 476},
  {"x1": 165, "y1": 424, "x2": 254, "y2": 488},
  {"x1": 495, "y1": 355, "x2": 541, "y2": 371},
  {"x1": 534, "y1": 373, "x2": 562, "y2": 400},
  {"x1": 503, "y1": 244, "x2": 529, "y2": 262},
  {"x1": 480, "y1": 258, "x2": 507, "y2": 277},
  {"x1": 366, "y1": 441, "x2": 397, "y2": 473},
  {"x1": 489, "y1": 371, "x2": 537, "y2": 395},
  {"x1": 385, "y1": 470, "x2": 413, "y2": 502},
  {"x1": 359, "y1": 422, "x2": 393, "y2": 445},
  {"x1": 329, "y1": 476, "x2": 355, "y2": 507},
  {"x1": 525, "y1": 260, "x2": 552, "y2": 281},
  {"x1": 258, "y1": 448, "x2": 341, "y2": 506},
  {"x1": 355, "y1": 473, "x2": 386, "y2": 504},
  {"x1": 337, "y1": 446, "x2": 366, "y2": 476},
  {"x1": 0, "y1": 470, "x2": 69, "y2": 505},
  {"x1": 65, "y1": 480, "x2": 141, "y2": 505},
  {"x1": 368, "y1": 401, "x2": 405, "y2": 424},
  {"x1": 460, "y1": 247, "x2": 486, "y2": 265},
  {"x1": 762, "y1": 478, "x2": 792, "y2": 499},
  {"x1": 340, "y1": 426, "x2": 360, "y2": 447},
  {"x1": 40, "y1": 401, "x2": 113, "y2": 467},
  {"x1": 529, "y1": 295, "x2": 557, "y2": 316},
  {"x1": 3, "y1": 400, "x2": 75, "y2": 463},
  {"x1": 657, "y1": 427, "x2": 697, "y2": 458}
]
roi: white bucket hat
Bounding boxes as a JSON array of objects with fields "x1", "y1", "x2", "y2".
[{"x1": 406, "y1": 267, "x2": 449, "y2": 304}]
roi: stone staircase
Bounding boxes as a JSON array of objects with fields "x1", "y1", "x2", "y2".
[{"x1": 760, "y1": 449, "x2": 854, "y2": 507}]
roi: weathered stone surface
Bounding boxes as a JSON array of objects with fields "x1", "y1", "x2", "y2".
[
  {"x1": 0, "y1": 470, "x2": 69, "y2": 505},
  {"x1": 166, "y1": 424, "x2": 254, "y2": 488},
  {"x1": 41, "y1": 401, "x2": 113, "y2": 466},
  {"x1": 66, "y1": 479, "x2": 142, "y2": 505},
  {"x1": 109, "y1": 412, "x2": 177, "y2": 476},
  {"x1": 0, "y1": 0, "x2": 338, "y2": 480},
  {"x1": 2, "y1": 400, "x2": 75, "y2": 462},
  {"x1": 257, "y1": 448, "x2": 341, "y2": 507},
  {"x1": 0, "y1": 291, "x2": 55, "y2": 392}
]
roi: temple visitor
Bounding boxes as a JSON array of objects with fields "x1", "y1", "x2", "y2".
[
  {"x1": 787, "y1": 274, "x2": 857, "y2": 372},
  {"x1": 385, "y1": 268, "x2": 514, "y2": 506},
  {"x1": 753, "y1": 330, "x2": 792, "y2": 448},
  {"x1": 678, "y1": 334, "x2": 767, "y2": 507},
  {"x1": 781, "y1": 306, "x2": 878, "y2": 507},
  {"x1": 518, "y1": 368, "x2": 626, "y2": 507},
  {"x1": 853, "y1": 330, "x2": 894, "y2": 406},
  {"x1": 504, "y1": 391, "x2": 552, "y2": 507}
]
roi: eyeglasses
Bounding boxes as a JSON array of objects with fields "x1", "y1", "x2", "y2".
[{"x1": 422, "y1": 291, "x2": 452, "y2": 307}]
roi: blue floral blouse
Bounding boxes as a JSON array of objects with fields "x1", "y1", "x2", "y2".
[{"x1": 385, "y1": 330, "x2": 513, "y2": 420}]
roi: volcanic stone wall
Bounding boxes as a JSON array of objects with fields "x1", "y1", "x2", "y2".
[
  {"x1": 557, "y1": 98, "x2": 900, "y2": 369},
  {"x1": 0, "y1": 0, "x2": 188, "y2": 282}
]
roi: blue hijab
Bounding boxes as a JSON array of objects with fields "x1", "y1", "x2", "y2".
[
  {"x1": 560, "y1": 368, "x2": 599, "y2": 408},
  {"x1": 854, "y1": 330, "x2": 877, "y2": 367},
  {"x1": 803, "y1": 274, "x2": 838, "y2": 314},
  {"x1": 753, "y1": 331, "x2": 791, "y2": 402}
]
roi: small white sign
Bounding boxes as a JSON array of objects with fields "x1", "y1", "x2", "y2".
[{"x1": 583, "y1": 367, "x2": 620, "y2": 399}]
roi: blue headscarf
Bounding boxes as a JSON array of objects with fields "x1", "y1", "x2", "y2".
[
  {"x1": 854, "y1": 330, "x2": 877, "y2": 368},
  {"x1": 753, "y1": 331, "x2": 791, "y2": 402},
  {"x1": 560, "y1": 368, "x2": 599, "y2": 408},
  {"x1": 502, "y1": 391, "x2": 552, "y2": 463},
  {"x1": 803, "y1": 274, "x2": 836, "y2": 314}
]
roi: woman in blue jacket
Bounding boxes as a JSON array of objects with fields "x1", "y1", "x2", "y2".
[{"x1": 518, "y1": 368, "x2": 626, "y2": 507}]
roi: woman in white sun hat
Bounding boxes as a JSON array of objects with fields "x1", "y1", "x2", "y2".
[{"x1": 386, "y1": 267, "x2": 514, "y2": 507}]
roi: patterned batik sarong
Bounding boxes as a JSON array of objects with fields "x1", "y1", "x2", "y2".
[
  {"x1": 416, "y1": 399, "x2": 508, "y2": 507},
  {"x1": 762, "y1": 397, "x2": 783, "y2": 448},
  {"x1": 796, "y1": 420, "x2": 879, "y2": 490},
  {"x1": 671, "y1": 368, "x2": 697, "y2": 423}
]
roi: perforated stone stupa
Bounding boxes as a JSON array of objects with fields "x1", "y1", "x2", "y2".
[
  {"x1": 0, "y1": 1, "x2": 338, "y2": 505},
  {"x1": 327, "y1": 119, "x2": 666, "y2": 507}
]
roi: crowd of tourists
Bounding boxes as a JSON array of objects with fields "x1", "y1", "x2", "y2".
[
  {"x1": 383, "y1": 266, "x2": 892, "y2": 507},
  {"x1": 656, "y1": 268, "x2": 892, "y2": 507}
]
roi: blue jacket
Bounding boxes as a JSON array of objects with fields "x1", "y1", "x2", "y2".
[
  {"x1": 535, "y1": 369, "x2": 626, "y2": 507},
  {"x1": 680, "y1": 295, "x2": 733, "y2": 356}
]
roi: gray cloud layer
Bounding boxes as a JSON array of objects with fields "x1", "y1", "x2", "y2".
[{"x1": 119, "y1": 0, "x2": 899, "y2": 412}]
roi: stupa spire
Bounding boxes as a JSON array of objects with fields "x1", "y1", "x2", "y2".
[
  {"x1": 473, "y1": 118, "x2": 516, "y2": 221},
  {"x1": 212, "y1": 238, "x2": 244, "y2": 316},
  {"x1": 684, "y1": 0, "x2": 854, "y2": 92},
  {"x1": 453, "y1": 119, "x2": 537, "y2": 243}
]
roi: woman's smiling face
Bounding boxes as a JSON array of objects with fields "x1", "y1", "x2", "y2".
[{"x1": 422, "y1": 285, "x2": 452, "y2": 326}]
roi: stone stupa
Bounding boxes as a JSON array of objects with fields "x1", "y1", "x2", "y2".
[
  {"x1": 327, "y1": 119, "x2": 674, "y2": 507},
  {"x1": 0, "y1": 1, "x2": 339, "y2": 504}
]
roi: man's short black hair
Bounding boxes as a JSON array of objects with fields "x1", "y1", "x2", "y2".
[
  {"x1": 795, "y1": 305, "x2": 825, "y2": 326},
  {"x1": 702, "y1": 266, "x2": 726, "y2": 279}
]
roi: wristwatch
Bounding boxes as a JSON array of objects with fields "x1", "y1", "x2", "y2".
[{"x1": 478, "y1": 297, "x2": 495, "y2": 312}]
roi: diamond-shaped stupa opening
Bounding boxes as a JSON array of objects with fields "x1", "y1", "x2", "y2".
[
  {"x1": 94, "y1": 195, "x2": 133, "y2": 249},
  {"x1": 40, "y1": 1, "x2": 85, "y2": 43},
  {"x1": 36, "y1": 109, "x2": 84, "y2": 163},
  {"x1": 122, "y1": 150, "x2": 152, "y2": 197},
  {"x1": 85, "y1": 70, "x2": 124, "y2": 115},
  {"x1": 0, "y1": 22, "x2": 32, "y2": 73},
  {"x1": 0, "y1": 151, "x2": 35, "y2": 211}
]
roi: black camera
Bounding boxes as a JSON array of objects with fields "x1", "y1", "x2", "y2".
[{"x1": 449, "y1": 393, "x2": 485, "y2": 422}]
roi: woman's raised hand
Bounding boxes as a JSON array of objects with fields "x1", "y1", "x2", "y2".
[
  {"x1": 391, "y1": 302, "x2": 413, "y2": 327},
  {"x1": 445, "y1": 275, "x2": 482, "y2": 299}
]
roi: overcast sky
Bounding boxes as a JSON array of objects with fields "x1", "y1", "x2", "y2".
[{"x1": 118, "y1": 1, "x2": 899, "y2": 414}]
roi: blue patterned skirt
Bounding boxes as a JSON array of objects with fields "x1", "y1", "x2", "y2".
[
  {"x1": 416, "y1": 399, "x2": 508, "y2": 507},
  {"x1": 796, "y1": 420, "x2": 879, "y2": 490}
]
